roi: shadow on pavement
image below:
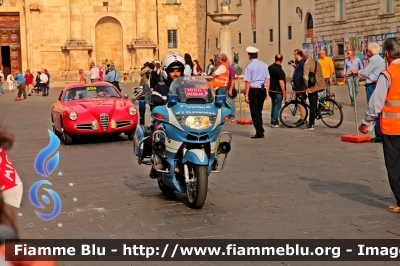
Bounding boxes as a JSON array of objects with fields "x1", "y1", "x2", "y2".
[{"x1": 300, "y1": 176, "x2": 392, "y2": 210}]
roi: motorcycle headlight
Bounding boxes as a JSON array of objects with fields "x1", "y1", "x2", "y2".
[
  {"x1": 69, "y1": 111, "x2": 78, "y2": 121},
  {"x1": 129, "y1": 107, "x2": 137, "y2": 116},
  {"x1": 176, "y1": 116, "x2": 216, "y2": 130}
]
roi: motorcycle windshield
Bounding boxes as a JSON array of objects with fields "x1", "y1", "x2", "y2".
[{"x1": 169, "y1": 77, "x2": 215, "y2": 103}]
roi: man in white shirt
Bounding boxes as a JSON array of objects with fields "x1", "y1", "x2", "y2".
[
  {"x1": 87, "y1": 62, "x2": 100, "y2": 83},
  {"x1": 39, "y1": 71, "x2": 48, "y2": 96}
]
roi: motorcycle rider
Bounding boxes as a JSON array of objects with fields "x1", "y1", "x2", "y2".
[
  {"x1": 150, "y1": 52, "x2": 185, "y2": 110},
  {"x1": 149, "y1": 52, "x2": 185, "y2": 179}
]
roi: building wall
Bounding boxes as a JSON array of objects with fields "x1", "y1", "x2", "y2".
[
  {"x1": 315, "y1": 0, "x2": 400, "y2": 55},
  {"x1": 205, "y1": 0, "x2": 315, "y2": 77},
  {"x1": 157, "y1": 1, "x2": 207, "y2": 64},
  {"x1": 0, "y1": 0, "x2": 206, "y2": 83}
]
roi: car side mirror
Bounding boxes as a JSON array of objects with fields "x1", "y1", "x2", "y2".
[{"x1": 124, "y1": 94, "x2": 128, "y2": 99}]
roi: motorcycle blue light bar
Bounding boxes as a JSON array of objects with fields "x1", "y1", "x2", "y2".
[
  {"x1": 215, "y1": 95, "x2": 226, "y2": 106},
  {"x1": 167, "y1": 94, "x2": 178, "y2": 104},
  {"x1": 139, "y1": 100, "x2": 146, "y2": 113}
]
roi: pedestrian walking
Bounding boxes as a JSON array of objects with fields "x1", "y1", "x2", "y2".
[
  {"x1": 123, "y1": 73, "x2": 128, "y2": 84},
  {"x1": 43, "y1": 69, "x2": 50, "y2": 96},
  {"x1": 14, "y1": 70, "x2": 27, "y2": 100},
  {"x1": 78, "y1": 69, "x2": 89, "y2": 84},
  {"x1": 268, "y1": 54, "x2": 286, "y2": 128},
  {"x1": 88, "y1": 62, "x2": 100, "y2": 83},
  {"x1": 226, "y1": 59, "x2": 237, "y2": 119},
  {"x1": 206, "y1": 59, "x2": 215, "y2": 75},
  {"x1": 359, "y1": 37, "x2": 400, "y2": 213},
  {"x1": 210, "y1": 53, "x2": 230, "y2": 95},
  {"x1": 6, "y1": 74, "x2": 14, "y2": 92},
  {"x1": 39, "y1": 71, "x2": 48, "y2": 96},
  {"x1": 34, "y1": 72, "x2": 41, "y2": 95},
  {"x1": 344, "y1": 50, "x2": 364, "y2": 106},
  {"x1": 193, "y1": 60, "x2": 203, "y2": 76},
  {"x1": 290, "y1": 49, "x2": 307, "y2": 126},
  {"x1": 0, "y1": 76, "x2": 4, "y2": 96},
  {"x1": 303, "y1": 55, "x2": 327, "y2": 130},
  {"x1": 317, "y1": 50, "x2": 335, "y2": 98},
  {"x1": 24, "y1": 70, "x2": 34, "y2": 96},
  {"x1": 244, "y1": 46, "x2": 270, "y2": 138},
  {"x1": 358, "y1": 42, "x2": 386, "y2": 143},
  {"x1": 104, "y1": 64, "x2": 121, "y2": 91},
  {"x1": 140, "y1": 62, "x2": 151, "y2": 102},
  {"x1": 184, "y1": 53, "x2": 194, "y2": 77}
]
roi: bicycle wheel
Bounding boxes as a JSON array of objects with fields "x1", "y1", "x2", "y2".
[
  {"x1": 320, "y1": 99, "x2": 343, "y2": 128},
  {"x1": 279, "y1": 100, "x2": 308, "y2": 128}
]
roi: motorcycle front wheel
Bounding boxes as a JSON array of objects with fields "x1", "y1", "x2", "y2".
[{"x1": 186, "y1": 165, "x2": 208, "y2": 209}]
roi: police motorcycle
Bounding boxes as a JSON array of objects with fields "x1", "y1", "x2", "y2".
[{"x1": 133, "y1": 76, "x2": 233, "y2": 209}]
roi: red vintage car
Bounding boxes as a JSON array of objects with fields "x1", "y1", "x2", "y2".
[{"x1": 51, "y1": 82, "x2": 138, "y2": 145}]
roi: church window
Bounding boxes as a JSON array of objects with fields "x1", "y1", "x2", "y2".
[{"x1": 168, "y1": 30, "x2": 178, "y2": 48}]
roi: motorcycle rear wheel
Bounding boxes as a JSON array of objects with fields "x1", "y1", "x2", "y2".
[{"x1": 186, "y1": 165, "x2": 208, "y2": 209}]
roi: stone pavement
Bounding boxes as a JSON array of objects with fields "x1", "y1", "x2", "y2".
[{"x1": 0, "y1": 83, "x2": 398, "y2": 266}]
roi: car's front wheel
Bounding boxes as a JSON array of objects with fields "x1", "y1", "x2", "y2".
[
  {"x1": 61, "y1": 123, "x2": 73, "y2": 145},
  {"x1": 127, "y1": 130, "x2": 135, "y2": 141}
]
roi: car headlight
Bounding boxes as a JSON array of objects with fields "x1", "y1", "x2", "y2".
[
  {"x1": 176, "y1": 116, "x2": 216, "y2": 130},
  {"x1": 129, "y1": 107, "x2": 137, "y2": 116},
  {"x1": 69, "y1": 111, "x2": 77, "y2": 121},
  {"x1": 110, "y1": 120, "x2": 117, "y2": 129},
  {"x1": 91, "y1": 122, "x2": 99, "y2": 130}
]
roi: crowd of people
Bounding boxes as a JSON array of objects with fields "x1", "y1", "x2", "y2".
[{"x1": 0, "y1": 69, "x2": 50, "y2": 100}]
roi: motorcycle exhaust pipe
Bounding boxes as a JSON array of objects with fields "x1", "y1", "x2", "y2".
[
  {"x1": 139, "y1": 100, "x2": 146, "y2": 125},
  {"x1": 218, "y1": 142, "x2": 231, "y2": 154},
  {"x1": 153, "y1": 141, "x2": 166, "y2": 154}
]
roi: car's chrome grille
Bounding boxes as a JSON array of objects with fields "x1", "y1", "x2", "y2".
[
  {"x1": 116, "y1": 121, "x2": 132, "y2": 128},
  {"x1": 100, "y1": 113, "x2": 109, "y2": 131},
  {"x1": 75, "y1": 124, "x2": 92, "y2": 130}
]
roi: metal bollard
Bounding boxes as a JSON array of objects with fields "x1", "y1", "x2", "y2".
[{"x1": 139, "y1": 100, "x2": 146, "y2": 125}]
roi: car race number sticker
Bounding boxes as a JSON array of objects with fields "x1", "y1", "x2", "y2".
[
  {"x1": 184, "y1": 88, "x2": 208, "y2": 98},
  {"x1": 86, "y1": 86, "x2": 96, "y2": 91}
]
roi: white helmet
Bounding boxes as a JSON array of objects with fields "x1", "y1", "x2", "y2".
[{"x1": 162, "y1": 52, "x2": 185, "y2": 72}]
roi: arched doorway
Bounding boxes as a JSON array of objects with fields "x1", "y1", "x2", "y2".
[
  {"x1": 305, "y1": 13, "x2": 314, "y2": 41},
  {"x1": 95, "y1": 17, "x2": 123, "y2": 71}
]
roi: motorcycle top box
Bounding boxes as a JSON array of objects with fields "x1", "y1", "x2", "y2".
[{"x1": 133, "y1": 76, "x2": 232, "y2": 209}]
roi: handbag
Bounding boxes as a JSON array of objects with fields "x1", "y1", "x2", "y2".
[
  {"x1": 231, "y1": 87, "x2": 238, "y2": 99},
  {"x1": 308, "y1": 60, "x2": 317, "y2": 88}
]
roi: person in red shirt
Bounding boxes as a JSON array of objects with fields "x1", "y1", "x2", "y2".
[
  {"x1": 99, "y1": 67, "x2": 104, "y2": 81},
  {"x1": 24, "y1": 70, "x2": 34, "y2": 96}
]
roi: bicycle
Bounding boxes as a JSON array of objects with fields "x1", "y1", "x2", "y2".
[{"x1": 279, "y1": 84, "x2": 343, "y2": 128}]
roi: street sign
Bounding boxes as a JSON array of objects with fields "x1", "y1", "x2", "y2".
[
  {"x1": 391, "y1": 26, "x2": 398, "y2": 33},
  {"x1": 306, "y1": 38, "x2": 311, "y2": 43}
]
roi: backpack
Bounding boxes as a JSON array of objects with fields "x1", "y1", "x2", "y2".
[{"x1": 308, "y1": 60, "x2": 317, "y2": 87}]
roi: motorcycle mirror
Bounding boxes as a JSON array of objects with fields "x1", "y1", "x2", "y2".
[{"x1": 124, "y1": 94, "x2": 128, "y2": 99}]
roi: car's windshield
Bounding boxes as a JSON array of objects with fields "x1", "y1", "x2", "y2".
[
  {"x1": 63, "y1": 86, "x2": 121, "y2": 101},
  {"x1": 169, "y1": 77, "x2": 214, "y2": 103}
]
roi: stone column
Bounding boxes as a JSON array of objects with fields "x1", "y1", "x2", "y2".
[
  {"x1": 61, "y1": 0, "x2": 93, "y2": 81},
  {"x1": 70, "y1": 0, "x2": 82, "y2": 40},
  {"x1": 127, "y1": 0, "x2": 157, "y2": 82}
]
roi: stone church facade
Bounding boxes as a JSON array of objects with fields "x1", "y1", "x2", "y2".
[{"x1": 0, "y1": 0, "x2": 206, "y2": 83}]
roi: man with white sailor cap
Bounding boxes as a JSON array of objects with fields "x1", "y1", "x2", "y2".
[{"x1": 244, "y1": 46, "x2": 270, "y2": 138}]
